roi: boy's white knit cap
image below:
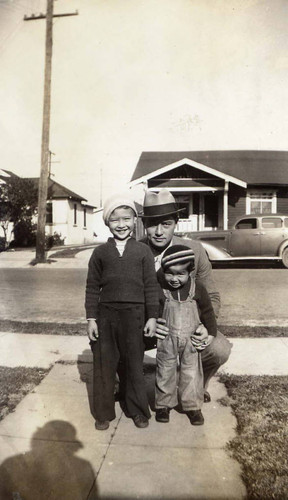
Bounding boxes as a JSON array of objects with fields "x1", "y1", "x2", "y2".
[{"x1": 102, "y1": 192, "x2": 137, "y2": 225}]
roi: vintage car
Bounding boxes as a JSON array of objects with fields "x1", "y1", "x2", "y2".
[{"x1": 185, "y1": 214, "x2": 288, "y2": 268}]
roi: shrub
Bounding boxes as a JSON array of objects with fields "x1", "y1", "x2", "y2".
[{"x1": 45, "y1": 232, "x2": 65, "y2": 249}]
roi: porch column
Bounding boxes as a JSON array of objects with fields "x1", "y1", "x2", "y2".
[
  {"x1": 199, "y1": 194, "x2": 204, "y2": 230},
  {"x1": 223, "y1": 181, "x2": 229, "y2": 230}
]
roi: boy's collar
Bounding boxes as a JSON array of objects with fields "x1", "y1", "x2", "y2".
[{"x1": 108, "y1": 236, "x2": 133, "y2": 245}]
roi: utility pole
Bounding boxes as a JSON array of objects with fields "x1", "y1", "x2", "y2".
[
  {"x1": 24, "y1": 2, "x2": 78, "y2": 262},
  {"x1": 48, "y1": 150, "x2": 60, "y2": 178}
]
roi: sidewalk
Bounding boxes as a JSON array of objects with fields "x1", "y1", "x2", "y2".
[
  {"x1": 0, "y1": 247, "x2": 94, "y2": 268},
  {"x1": 1, "y1": 332, "x2": 288, "y2": 374},
  {"x1": 0, "y1": 332, "x2": 247, "y2": 500},
  {"x1": 0, "y1": 334, "x2": 288, "y2": 499}
]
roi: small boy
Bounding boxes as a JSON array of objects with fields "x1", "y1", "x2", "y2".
[
  {"x1": 85, "y1": 193, "x2": 158, "y2": 430},
  {"x1": 155, "y1": 245, "x2": 217, "y2": 426}
]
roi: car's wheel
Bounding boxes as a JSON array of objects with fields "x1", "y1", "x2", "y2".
[{"x1": 282, "y1": 247, "x2": 288, "y2": 268}]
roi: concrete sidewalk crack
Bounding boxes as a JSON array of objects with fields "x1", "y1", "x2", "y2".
[{"x1": 86, "y1": 411, "x2": 123, "y2": 500}]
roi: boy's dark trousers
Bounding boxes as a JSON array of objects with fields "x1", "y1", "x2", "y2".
[{"x1": 90, "y1": 303, "x2": 151, "y2": 422}]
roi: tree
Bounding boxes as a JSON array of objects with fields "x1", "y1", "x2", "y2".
[{"x1": 0, "y1": 177, "x2": 38, "y2": 248}]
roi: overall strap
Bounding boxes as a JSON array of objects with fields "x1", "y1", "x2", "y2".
[
  {"x1": 163, "y1": 288, "x2": 172, "y2": 300},
  {"x1": 188, "y1": 279, "x2": 196, "y2": 300}
]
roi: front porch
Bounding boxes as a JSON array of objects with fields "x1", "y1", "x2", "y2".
[
  {"x1": 172, "y1": 191, "x2": 221, "y2": 232},
  {"x1": 129, "y1": 156, "x2": 247, "y2": 234}
]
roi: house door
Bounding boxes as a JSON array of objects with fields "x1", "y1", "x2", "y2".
[{"x1": 204, "y1": 193, "x2": 218, "y2": 229}]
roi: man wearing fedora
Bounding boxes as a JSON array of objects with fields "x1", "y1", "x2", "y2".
[{"x1": 140, "y1": 189, "x2": 232, "y2": 401}]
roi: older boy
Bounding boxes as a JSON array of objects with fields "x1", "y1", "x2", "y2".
[{"x1": 85, "y1": 194, "x2": 159, "y2": 430}]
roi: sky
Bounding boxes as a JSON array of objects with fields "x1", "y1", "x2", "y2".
[{"x1": 1, "y1": 0, "x2": 288, "y2": 207}]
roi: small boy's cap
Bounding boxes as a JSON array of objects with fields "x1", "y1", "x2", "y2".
[
  {"x1": 102, "y1": 192, "x2": 137, "y2": 226},
  {"x1": 161, "y1": 245, "x2": 195, "y2": 270}
]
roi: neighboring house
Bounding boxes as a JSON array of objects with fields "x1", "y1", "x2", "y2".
[
  {"x1": 0, "y1": 170, "x2": 96, "y2": 246},
  {"x1": 0, "y1": 169, "x2": 15, "y2": 244},
  {"x1": 129, "y1": 151, "x2": 288, "y2": 234}
]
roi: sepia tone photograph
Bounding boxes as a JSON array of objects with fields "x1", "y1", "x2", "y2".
[{"x1": 0, "y1": 0, "x2": 287, "y2": 498}]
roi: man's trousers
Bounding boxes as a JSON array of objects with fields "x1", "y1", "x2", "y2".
[{"x1": 201, "y1": 331, "x2": 232, "y2": 389}]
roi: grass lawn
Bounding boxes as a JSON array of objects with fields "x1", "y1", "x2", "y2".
[
  {"x1": 219, "y1": 374, "x2": 288, "y2": 500},
  {"x1": 0, "y1": 320, "x2": 86, "y2": 335},
  {"x1": 0, "y1": 366, "x2": 50, "y2": 421},
  {"x1": 0, "y1": 319, "x2": 287, "y2": 337}
]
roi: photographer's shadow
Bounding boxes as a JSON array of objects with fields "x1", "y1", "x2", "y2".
[{"x1": 0, "y1": 420, "x2": 98, "y2": 500}]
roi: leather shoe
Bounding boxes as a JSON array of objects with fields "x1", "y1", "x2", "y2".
[
  {"x1": 95, "y1": 420, "x2": 109, "y2": 430},
  {"x1": 187, "y1": 410, "x2": 204, "y2": 426},
  {"x1": 133, "y1": 415, "x2": 149, "y2": 428},
  {"x1": 155, "y1": 408, "x2": 170, "y2": 423}
]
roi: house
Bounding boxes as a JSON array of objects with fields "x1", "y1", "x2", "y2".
[
  {"x1": 129, "y1": 151, "x2": 288, "y2": 234},
  {"x1": 0, "y1": 170, "x2": 96, "y2": 246}
]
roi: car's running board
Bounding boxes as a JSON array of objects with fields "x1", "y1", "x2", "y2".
[{"x1": 213, "y1": 256, "x2": 281, "y2": 261}]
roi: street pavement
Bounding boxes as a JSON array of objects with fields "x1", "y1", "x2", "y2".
[
  {"x1": 1, "y1": 248, "x2": 288, "y2": 326},
  {"x1": 0, "y1": 248, "x2": 288, "y2": 498}
]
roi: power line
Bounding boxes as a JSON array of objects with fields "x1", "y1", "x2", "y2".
[{"x1": 24, "y1": 10, "x2": 78, "y2": 20}]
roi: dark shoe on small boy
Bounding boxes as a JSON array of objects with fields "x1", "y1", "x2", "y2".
[
  {"x1": 187, "y1": 410, "x2": 204, "y2": 426},
  {"x1": 204, "y1": 390, "x2": 211, "y2": 403},
  {"x1": 133, "y1": 414, "x2": 149, "y2": 428},
  {"x1": 95, "y1": 420, "x2": 109, "y2": 430},
  {"x1": 155, "y1": 408, "x2": 170, "y2": 423}
]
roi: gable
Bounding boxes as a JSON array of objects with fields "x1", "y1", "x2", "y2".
[{"x1": 131, "y1": 151, "x2": 288, "y2": 185}]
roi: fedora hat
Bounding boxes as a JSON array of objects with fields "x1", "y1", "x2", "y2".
[{"x1": 139, "y1": 189, "x2": 186, "y2": 218}]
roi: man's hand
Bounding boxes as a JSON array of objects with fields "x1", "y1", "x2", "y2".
[
  {"x1": 87, "y1": 319, "x2": 99, "y2": 342},
  {"x1": 191, "y1": 323, "x2": 208, "y2": 343},
  {"x1": 206, "y1": 334, "x2": 214, "y2": 346},
  {"x1": 155, "y1": 318, "x2": 169, "y2": 339},
  {"x1": 144, "y1": 318, "x2": 157, "y2": 337},
  {"x1": 191, "y1": 323, "x2": 209, "y2": 351}
]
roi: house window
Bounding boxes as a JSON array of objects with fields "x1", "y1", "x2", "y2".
[
  {"x1": 46, "y1": 202, "x2": 53, "y2": 224},
  {"x1": 83, "y1": 208, "x2": 87, "y2": 228},
  {"x1": 246, "y1": 191, "x2": 277, "y2": 215},
  {"x1": 74, "y1": 204, "x2": 77, "y2": 225}
]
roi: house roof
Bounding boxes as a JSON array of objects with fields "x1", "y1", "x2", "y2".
[
  {"x1": 130, "y1": 151, "x2": 288, "y2": 185},
  {"x1": 26, "y1": 178, "x2": 88, "y2": 203},
  {"x1": 1, "y1": 171, "x2": 96, "y2": 208},
  {"x1": 0, "y1": 169, "x2": 19, "y2": 180}
]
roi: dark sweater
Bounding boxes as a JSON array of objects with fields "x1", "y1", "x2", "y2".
[
  {"x1": 85, "y1": 237, "x2": 159, "y2": 319},
  {"x1": 157, "y1": 271, "x2": 217, "y2": 337}
]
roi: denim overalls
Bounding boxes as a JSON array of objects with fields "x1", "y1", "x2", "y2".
[{"x1": 155, "y1": 280, "x2": 204, "y2": 411}]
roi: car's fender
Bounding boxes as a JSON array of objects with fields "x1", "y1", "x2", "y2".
[
  {"x1": 278, "y1": 239, "x2": 288, "y2": 257},
  {"x1": 200, "y1": 241, "x2": 231, "y2": 261}
]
